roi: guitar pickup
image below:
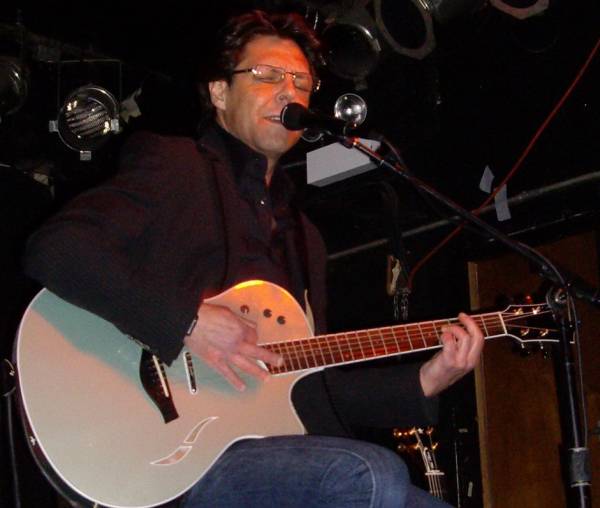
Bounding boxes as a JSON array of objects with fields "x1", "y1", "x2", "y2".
[{"x1": 184, "y1": 351, "x2": 197, "y2": 394}]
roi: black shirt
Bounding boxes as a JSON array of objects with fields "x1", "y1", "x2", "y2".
[{"x1": 199, "y1": 124, "x2": 307, "y2": 309}]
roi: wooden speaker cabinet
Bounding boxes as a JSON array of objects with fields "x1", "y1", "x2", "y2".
[{"x1": 468, "y1": 231, "x2": 600, "y2": 507}]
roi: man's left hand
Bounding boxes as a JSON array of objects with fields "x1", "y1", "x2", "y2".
[{"x1": 419, "y1": 312, "x2": 484, "y2": 397}]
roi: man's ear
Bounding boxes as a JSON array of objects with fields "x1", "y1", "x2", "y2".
[{"x1": 208, "y1": 80, "x2": 228, "y2": 112}]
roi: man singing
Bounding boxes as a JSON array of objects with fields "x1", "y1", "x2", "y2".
[{"x1": 24, "y1": 10, "x2": 483, "y2": 507}]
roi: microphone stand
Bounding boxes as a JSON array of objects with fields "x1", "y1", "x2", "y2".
[{"x1": 338, "y1": 135, "x2": 592, "y2": 507}]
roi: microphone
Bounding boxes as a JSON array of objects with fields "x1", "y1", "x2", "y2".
[{"x1": 280, "y1": 103, "x2": 355, "y2": 136}]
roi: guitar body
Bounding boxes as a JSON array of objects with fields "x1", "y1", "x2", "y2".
[
  {"x1": 15, "y1": 281, "x2": 313, "y2": 508},
  {"x1": 15, "y1": 278, "x2": 554, "y2": 507}
]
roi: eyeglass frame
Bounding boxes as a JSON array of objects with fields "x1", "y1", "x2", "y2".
[{"x1": 231, "y1": 64, "x2": 321, "y2": 93}]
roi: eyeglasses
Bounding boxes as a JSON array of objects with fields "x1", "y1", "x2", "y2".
[{"x1": 231, "y1": 64, "x2": 321, "y2": 93}]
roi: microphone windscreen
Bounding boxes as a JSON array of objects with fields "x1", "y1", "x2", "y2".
[{"x1": 280, "y1": 103, "x2": 308, "y2": 130}]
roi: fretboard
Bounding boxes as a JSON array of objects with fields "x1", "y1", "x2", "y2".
[{"x1": 265, "y1": 312, "x2": 506, "y2": 375}]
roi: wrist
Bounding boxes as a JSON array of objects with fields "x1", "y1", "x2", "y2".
[{"x1": 419, "y1": 361, "x2": 437, "y2": 398}]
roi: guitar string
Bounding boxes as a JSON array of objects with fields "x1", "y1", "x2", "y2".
[
  {"x1": 267, "y1": 310, "x2": 555, "y2": 372},
  {"x1": 269, "y1": 310, "x2": 555, "y2": 366},
  {"x1": 276, "y1": 311, "x2": 549, "y2": 356},
  {"x1": 266, "y1": 309, "x2": 554, "y2": 354},
  {"x1": 272, "y1": 317, "x2": 550, "y2": 359},
  {"x1": 428, "y1": 433, "x2": 444, "y2": 499},
  {"x1": 271, "y1": 326, "x2": 547, "y2": 372}
]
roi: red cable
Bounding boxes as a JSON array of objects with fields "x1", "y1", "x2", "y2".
[{"x1": 407, "y1": 36, "x2": 600, "y2": 290}]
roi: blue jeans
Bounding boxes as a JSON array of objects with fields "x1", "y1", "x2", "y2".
[{"x1": 183, "y1": 435, "x2": 452, "y2": 508}]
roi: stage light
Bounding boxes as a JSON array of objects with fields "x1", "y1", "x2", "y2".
[
  {"x1": 321, "y1": 4, "x2": 382, "y2": 85},
  {"x1": 49, "y1": 84, "x2": 119, "y2": 160},
  {"x1": 374, "y1": 0, "x2": 483, "y2": 60},
  {"x1": 374, "y1": 0, "x2": 436, "y2": 60},
  {"x1": 0, "y1": 56, "x2": 28, "y2": 119},
  {"x1": 489, "y1": 0, "x2": 549, "y2": 20}
]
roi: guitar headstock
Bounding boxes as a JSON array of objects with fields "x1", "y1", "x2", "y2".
[
  {"x1": 393, "y1": 426, "x2": 438, "y2": 455},
  {"x1": 393, "y1": 426, "x2": 446, "y2": 499},
  {"x1": 499, "y1": 301, "x2": 559, "y2": 348}
]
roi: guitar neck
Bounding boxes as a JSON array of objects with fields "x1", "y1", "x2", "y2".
[{"x1": 265, "y1": 312, "x2": 506, "y2": 374}]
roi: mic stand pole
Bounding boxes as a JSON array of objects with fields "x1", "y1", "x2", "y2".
[{"x1": 341, "y1": 136, "x2": 592, "y2": 507}]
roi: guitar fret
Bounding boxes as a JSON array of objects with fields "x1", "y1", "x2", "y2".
[
  {"x1": 431, "y1": 321, "x2": 443, "y2": 346},
  {"x1": 324, "y1": 334, "x2": 338, "y2": 365},
  {"x1": 322, "y1": 335, "x2": 337, "y2": 365},
  {"x1": 390, "y1": 327, "x2": 409, "y2": 353},
  {"x1": 263, "y1": 304, "x2": 551, "y2": 375},
  {"x1": 367, "y1": 330, "x2": 377, "y2": 357},
  {"x1": 497, "y1": 312, "x2": 508, "y2": 335},
  {"x1": 290, "y1": 341, "x2": 305, "y2": 370},
  {"x1": 267, "y1": 343, "x2": 283, "y2": 374},
  {"x1": 479, "y1": 315, "x2": 489, "y2": 337},
  {"x1": 304, "y1": 340, "x2": 316, "y2": 368},
  {"x1": 283, "y1": 340, "x2": 301, "y2": 372},
  {"x1": 403, "y1": 325, "x2": 413, "y2": 350},
  {"x1": 392, "y1": 327, "x2": 403, "y2": 353},
  {"x1": 297, "y1": 339, "x2": 314, "y2": 369},
  {"x1": 354, "y1": 331, "x2": 366, "y2": 359},
  {"x1": 310, "y1": 337, "x2": 327, "y2": 367},
  {"x1": 275, "y1": 340, "x2": 289, "y2": 373},
  {"x1": 335, "y1": 333, "x2": 349, "y2": 363},
  {"x1": 379, "y1": 328, "x2": 389, "y2": 355},
  {"x1": 339, "y1": 334, "x2": 355, "y2": 361},
  {"x1": 307, "y1": 338, "x2": 321, "y2": 368},
  {"x1": 416, "y1": 323, "x2": 427, "y2": 347},
  {"x1": 423, "y1": 323, "x2": 433, "y2": 347},
  {"x1": 444, "y1": 319, "x2": 453, "y2": 343},
  {"x1": 360, "y1": 331, "x2": 375, "y2": 358},
  {"x1": 356, "y1": 332, "x2": 375, "y2": 358},
  {"x1": 369, "y1": 330, "x2": 383, "y2": 356},
  {"x1": 406, "y1": 325, "x2": 420, "y2": 349},
  {"x1": 340, "y1": 333, "x2": 353, "y2": 361}
]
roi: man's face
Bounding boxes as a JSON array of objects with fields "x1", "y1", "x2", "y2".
[{"x1": 209, "y1": 35, "x2": 312, "y2": 165}]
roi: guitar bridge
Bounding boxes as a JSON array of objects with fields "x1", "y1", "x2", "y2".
[{"x1": 139, "y1": 350, "x2": 179, "y2": 423}]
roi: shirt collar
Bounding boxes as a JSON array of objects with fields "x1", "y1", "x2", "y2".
[
  {"x1": 196, "y1": 122, "x2": 295, "y2": 206},
  {"x1": 198, "y1": 123, "x2": 267, "y2": 185}
]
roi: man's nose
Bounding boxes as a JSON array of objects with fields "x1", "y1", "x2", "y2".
[{"x1": 276, "y1": 74, "x2": 298, "y2": 103}]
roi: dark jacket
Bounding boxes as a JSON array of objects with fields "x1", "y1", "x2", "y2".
[{"x1": 23, "y1": 128, "x2": 436, "y2": 437}]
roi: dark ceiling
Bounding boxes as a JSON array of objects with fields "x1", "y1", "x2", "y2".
[{"x1": 1, "y1": 0, "x2": 599, "y2": 258}]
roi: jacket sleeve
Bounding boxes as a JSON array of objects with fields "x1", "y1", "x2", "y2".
[
  {"x1": 293, "y1": 214, "x2": 437, "y2": 436},
  {"x1": 22, "y1": 132, "x2": 219, "y2": 363},
  {"x1": 293, "y1": 360, "x2": 438, "y2": 437}
]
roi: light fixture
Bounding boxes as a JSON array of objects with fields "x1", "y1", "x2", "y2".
[
  {"x1": 373, "y1": 0, "x2": 484, "y2": 60},
  {"x1": 49, "y1": 84, "x2": 120, "y2": 160},
  {"x1": 489, "y1": 0, "x2": 549, "y2": 20},
  {"x1": 0, "y1": 56, "x2": 29, "y2": 120},
  {"x1": 321, "y1": 2, "x2": 382, "y2": 86},
  {"x1": 374, "y1": 0, "x2": 436, "y2": 60}
]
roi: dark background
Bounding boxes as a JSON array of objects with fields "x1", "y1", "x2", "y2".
[{"x1": 1, "y1": 0, "x2": 599, "y2": 506}]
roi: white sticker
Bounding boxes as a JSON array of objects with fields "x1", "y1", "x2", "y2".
[
  {"x1": 494, "y1": 184, "x2": 511, "y2": 221},
  {"x1": 479, "y1": 165, "x2": 494, "y2": 194}
]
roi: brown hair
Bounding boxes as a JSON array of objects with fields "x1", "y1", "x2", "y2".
[{"x1": 198, "y1": 10, "x2": 322, "y2": 123}]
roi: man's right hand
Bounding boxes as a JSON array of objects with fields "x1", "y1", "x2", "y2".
[{"x1": 183, "y1": 303, "x2": 283, "y2": 391}]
